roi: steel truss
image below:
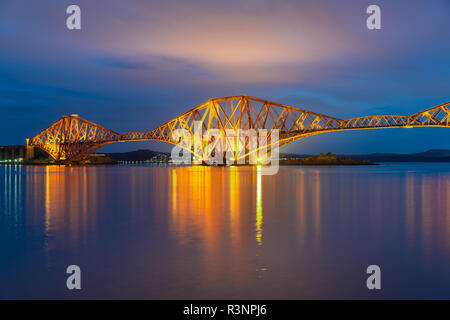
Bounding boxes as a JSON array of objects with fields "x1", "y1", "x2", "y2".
[{"x1": 29, "y1": 97, "x2": 450, "y2": 161}]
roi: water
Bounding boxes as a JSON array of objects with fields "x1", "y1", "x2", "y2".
[{"x1": 1, "y1": 163, "x2": 449, "y2": 299}]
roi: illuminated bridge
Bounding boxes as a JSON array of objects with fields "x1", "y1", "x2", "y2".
[{"x1": 28, "y1": 96, "x2": 450, "y2": 162}]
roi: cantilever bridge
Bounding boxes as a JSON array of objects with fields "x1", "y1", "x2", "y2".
[{"x1": 29, "y1": 95, "x2": 450, "y2": 162}]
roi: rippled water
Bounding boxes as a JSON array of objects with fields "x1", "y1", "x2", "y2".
[{"x1": 1, "y1": 163, "x2": 450, "y2": 299}]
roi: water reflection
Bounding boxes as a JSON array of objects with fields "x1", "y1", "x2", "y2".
[
  {"x1": 42, "y1": 165, "x2": 97, "y2": 250},
  {"x1": 1, "y1": 165, "x2": 24, "y2": 232},
  {"x1": 256, "y1": 165, "x2": 263, "y2": 246},
  {"x1": 1, "y1": 163, "x2": 450, "y2": 299},
  {"x1": 229, "y1": 166, "x2": 241, "y2": 245}
]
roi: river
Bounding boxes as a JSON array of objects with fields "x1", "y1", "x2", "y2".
[{"x1": 1, "y1": 163, "x2": 449, "y2": 299}]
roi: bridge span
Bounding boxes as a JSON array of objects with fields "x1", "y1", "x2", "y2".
[{"x1": 28, "y1": 96, "x2": 450, "y2": 162}]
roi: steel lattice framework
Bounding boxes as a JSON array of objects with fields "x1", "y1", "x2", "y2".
[
  {"x1": 29, "y1": 96, "x2": 450, "y2": 161},
  {"x1": 30, "y1": 115, "x2": 120, "y2": 161}
]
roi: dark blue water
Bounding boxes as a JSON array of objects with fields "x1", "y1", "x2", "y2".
[{"x1": 1, "y1": 163, "x2": 449, "y2": 299}]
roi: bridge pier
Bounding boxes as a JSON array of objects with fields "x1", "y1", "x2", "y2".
[{"x1": 25, "y1": 139, "x2": 35, "y2": 160}]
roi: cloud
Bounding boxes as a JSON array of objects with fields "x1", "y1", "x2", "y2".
[
  {"x1": 1, "y1": 0, "x2": 449, "y2": 85},
  {"x1": 0, "y1": 0, "x2": 449, "y2": 152}
]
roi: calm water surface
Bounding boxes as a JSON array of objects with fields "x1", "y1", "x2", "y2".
[{"x1": 1, "y1": 163, "x2": 450, "y2": 299}]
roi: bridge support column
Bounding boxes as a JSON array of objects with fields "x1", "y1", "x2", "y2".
[{"x1": 25, "y1": 139, "x2": 35, "y2": 160}]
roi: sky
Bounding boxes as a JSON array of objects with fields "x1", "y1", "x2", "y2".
[{"x1": 0, "y1": 0, "x2": 449, "y2": 154}]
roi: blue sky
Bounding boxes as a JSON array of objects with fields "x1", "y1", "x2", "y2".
[{"x1": 0, "y1": 0, "x2": 449, "y2": 154}]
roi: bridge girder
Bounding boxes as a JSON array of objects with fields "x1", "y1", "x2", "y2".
[{"x1": 29, "y1": 97, "x2": 450, "y2": 162}]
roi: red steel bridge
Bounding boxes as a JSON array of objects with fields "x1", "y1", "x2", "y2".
[{"x1": 28, "y1": 96, "x2": 450, "y2": 162}]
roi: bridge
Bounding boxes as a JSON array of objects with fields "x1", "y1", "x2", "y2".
[{"x1": 28, "y1": 95, "x2": 450, "y2": 162}]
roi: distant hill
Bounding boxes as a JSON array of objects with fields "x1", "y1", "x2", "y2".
[
  {"x1": 105, "y1": 149, "x2": 450, "y2": 163},
  {"x1": 283, "y1": 149, "x2": 450, "y2": 162},
  {"x1": 107, "y1": 149, "x2": 170, "y2": 162},
  {"x1": 340, "y1": 149, "x2": 450, "y2": 162},
  {"x1": 281, "y1": 152, "x2": 374, "y2": 166}
]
